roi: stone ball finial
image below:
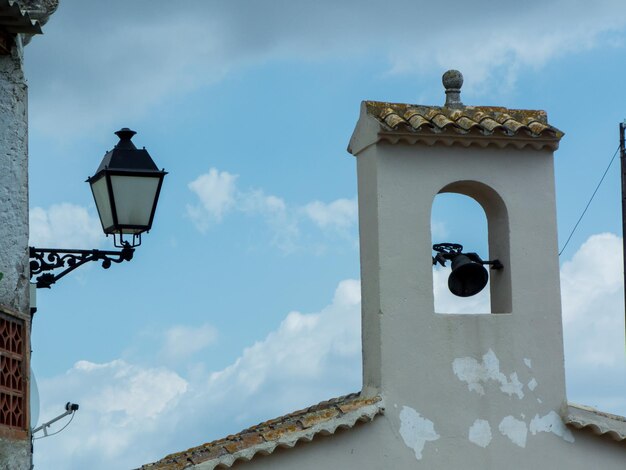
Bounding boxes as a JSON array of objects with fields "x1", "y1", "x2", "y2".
[
  {"x1": 442, "y1": 70, "x2": 463, "y2": 108},
  {"x1": 442, "y1": 70, "x2": 463, "y2": 90}
]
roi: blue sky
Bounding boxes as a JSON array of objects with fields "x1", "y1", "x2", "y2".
[{"x1": 21, "y1": 1, "x2": 626, "y2": 468}]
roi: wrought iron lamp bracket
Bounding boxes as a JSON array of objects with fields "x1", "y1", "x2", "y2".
[{"x1": 29, "y1": 243, "x2": 134, "y2": 289}]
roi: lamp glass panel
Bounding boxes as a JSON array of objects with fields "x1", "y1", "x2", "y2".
[
  {"x1": 110, "y1": 175, "x2": 160, "y2": 233},
  {"x1": 90, "y1": 176, "x2": 114, "y2": 230}
]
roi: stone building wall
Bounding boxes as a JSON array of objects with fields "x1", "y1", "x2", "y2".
[
  {"x1": 0, "y1": 43, "x2": 29, "y2": 314},
  {"x1": 0, "y1": 38, "x2": 31, "y2": 470}
]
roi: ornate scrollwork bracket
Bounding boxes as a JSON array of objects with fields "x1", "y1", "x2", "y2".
[{"x1": 29, "y1": 243, "x2": 134, "y2": 289}]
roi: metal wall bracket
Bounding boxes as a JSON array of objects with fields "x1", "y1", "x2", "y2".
[{"x1": 29, "y1": 244, "x2": 134, "y2": 289}]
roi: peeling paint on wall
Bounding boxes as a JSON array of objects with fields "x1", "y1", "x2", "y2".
[
  {"x1": 523, "y1": 358, "x2": 532, "y2": 368},
  {"x1": 500, "y1": 373, "x2": 524, "y2": 398},
  {"x1": 466, "y1": 410, "x2": 573, "y2": 452},
  {"x1": 468, "y1": 419, "x2": 492, "y2": 448},
  {"x1": 530, "y1": 411, "x2": 575, "y2": 443},
  {"x1": 499, "y1": 416, "x2": 528, "y2": 448},
  {"x1": 398, "y1": 406, "x2": 440, "y2": 460},
  {"x1": 452, "y1": 349, "x2": 524, "y2": 399},
  {"x1": 528, "y1": 378, "x2": 538, "y2": 391}
]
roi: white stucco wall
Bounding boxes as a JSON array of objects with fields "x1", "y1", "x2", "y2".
[
  {"x1": 234, "y1": 413, "x2": 626, "y2": 469},
  {"x1": 357, "y1": 142, "x2": 567, "y2": 420}
]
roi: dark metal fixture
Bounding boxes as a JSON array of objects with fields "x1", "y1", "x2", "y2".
[
  {"x1": 432, "y1": 243, "x2": 503, "y2": 297},
  {"x1": 29, "y1": 245, "x2": 134, "y2": 289},
  {"x1": 32, "y1": 402, "x2": 79, "y2": 438},
  {"x1": 30, "y1": 129, "x2": 166, "y2": 289},
  {"x1": 87, "y1": 128, "x2": 167, "y2": 248}
]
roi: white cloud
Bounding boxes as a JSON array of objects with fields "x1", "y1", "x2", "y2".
[
  {"x1": 386, "y1": 2, "x2": 625, "y2": 93},
  {"x1": 29, "y1": 203, "x2": 105, "y2": 248},
  {"x1": 431, "y1": 220, "x2": 449, "y2": 241},
  {"x1": 206, "y1": 279, "x2": 361, "y2": 400},
  {"x1": 72, "y1": 360, "x2": 187, "y2": 421},
  {"x1": 186, "y1": 168, "x2": 238, "y2": 231},
  {"x1": 239, "y1": 189, "x2": 288, "y2": 215},
  {"x1": 161, "y1": 323, "x2": 218, "y2": 361},
  {"x1": 187, "y1": 168, "x2": 357, "y2": 252},
  {"x1": 303, "y1": 198, "x2": 357, "y2": 233},
  {"x1": 34, "y1": 280, "x2": 362, "y2": 469},
  {"x1": 239, "y1": 189, "x2": 300, "y2": 253},
  {"x1": 561, "y1": 233, "x2": 625, "y2": 372},
  {"x1": 26, "y1": 1, "x2": 626, "y2": 137},
  {"x1": 34, "y1": 360, "x2": 188, "y2": 469}
]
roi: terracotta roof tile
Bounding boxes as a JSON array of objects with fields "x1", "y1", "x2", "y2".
[
  {"x1": 455, "y1": 115, "x2": 480, "y2": 132},
  {"x1": 404, "y1": 110, "x2": 429, "y2": 129},
  {"x1": 380, "y1": 108, "x2": 405, "y2": 129},
  {"x1": 358, "y1": 101, "x2": 563, "y2": 151},
  {"x1": 222, "y1": 432, "x2": 266, "y2": 454},
  {"x1": 527, "y1": 120, "x2": 550, "y2": 135},
  {"x1": 298, "y1": 407, "x2": 340, "y2": 428},
  {"x1": 348, "y1": 70, "x2": 564, "y2": 155},
  {"x1": 140, "y1": 393, "x2": 384, "y2": 470}
]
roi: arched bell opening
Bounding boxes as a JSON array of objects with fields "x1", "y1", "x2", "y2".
[{"x1": 431, "y1": 181, "x2": 511, "y2": 314}]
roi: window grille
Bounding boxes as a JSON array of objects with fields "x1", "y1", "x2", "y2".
[{"x1": 0, "y1": 313, "x2": 25, "y2": 430}]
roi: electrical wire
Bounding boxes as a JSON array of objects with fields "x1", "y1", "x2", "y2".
[
  {"x1": 558, "y1": 145, "x2": 620, "y2": 257},
  {"x1": 33, "y1": 411, "x2": 76, "y2": 440}
]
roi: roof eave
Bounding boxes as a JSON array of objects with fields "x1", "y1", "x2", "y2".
[
  {"x1": 376, "y1": 130, "x2": 562, "y2": 152},
  {"x1": 0, "y1": 0, "x2": 42, "y2": 36},
  {"x1": 349, "y1": 125, "x2": 562, "y2": 156},
  {"x1": 348, "y1": 101, "x2": 382, "y2": 156},
  {"x1": 564, "y1": 403, "x2": 626, "y2": 442},
  {"x1": 141, "y1": 394, "x2": 385, "y2": 470},
  {"x1": 201, "y1": 399, "x2": 385, "y2": 469},
  {"x1": 348, "y1": 100, "x2": 564, "y2": 156}
]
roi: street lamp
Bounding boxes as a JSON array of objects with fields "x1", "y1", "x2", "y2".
[
  {"x1": 29, "y1": 128, "x2": 167, "y2": 289},
  {"x1": 88, "y1": 128, "x2": 166, "y2": 247}
]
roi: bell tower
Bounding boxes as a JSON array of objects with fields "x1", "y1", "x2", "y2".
[{"x1": 349, "y1": 71, "x2": 571, "y2": 458}]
